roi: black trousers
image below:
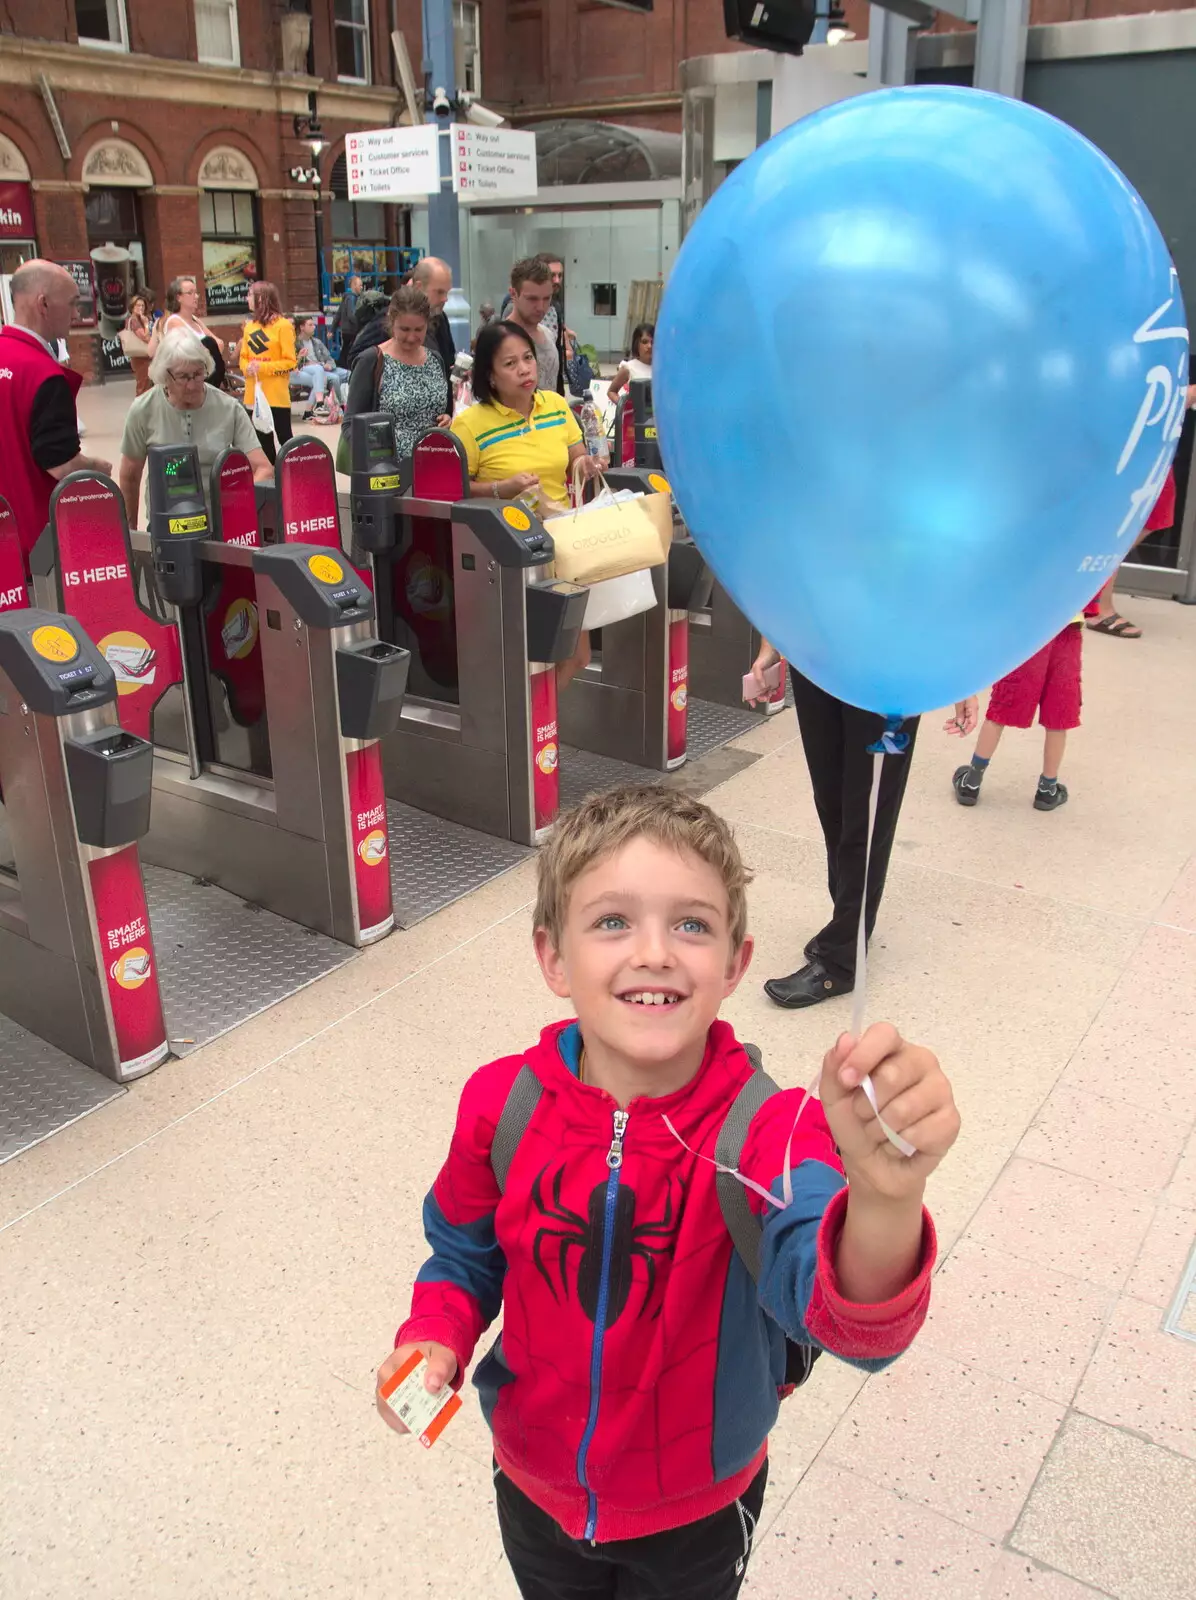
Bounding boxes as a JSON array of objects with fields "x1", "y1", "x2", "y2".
[
  {"x1": 250, "y1": 405, "x2": 293, "y2": 465},
  {"x1": 791, "y1": 670, "x2": 920, "y2": 982},
  {"x1": 496, "y1": 1460, "x2": 768, "y2": 1600}
]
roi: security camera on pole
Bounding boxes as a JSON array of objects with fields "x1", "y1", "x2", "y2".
[{"x1": 422, "y1": 0, "x2": 467, "y2": 346}]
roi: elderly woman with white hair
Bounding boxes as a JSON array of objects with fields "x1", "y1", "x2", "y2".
[{"x1": 117, "y1": 327, "x2": 272, "y2": 528}]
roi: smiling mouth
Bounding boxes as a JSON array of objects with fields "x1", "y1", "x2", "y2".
[{"x1": 618, "y1": 990, "x2": 685, "y2": 1008}]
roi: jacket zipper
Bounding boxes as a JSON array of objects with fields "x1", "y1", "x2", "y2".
[{"x1": 575, "y1": 1106, "x2": 629, "y2": 1543}]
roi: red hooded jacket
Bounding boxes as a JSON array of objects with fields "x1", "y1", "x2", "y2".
[{"x1": 399, "y1": 1019, "x2": 936, "y2": 1543}]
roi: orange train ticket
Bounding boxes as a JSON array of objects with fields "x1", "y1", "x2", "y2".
[{"x1": 379, "y1": 1351, "x2": 462, "y2": 1448}]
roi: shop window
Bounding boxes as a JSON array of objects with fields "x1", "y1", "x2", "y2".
[
  {"x1": 592, "y1": 283, "x2": 617, "y2": 318},
  {"x1": 335, "y1": 0, "x2": 371, "y2": 83},
  {"x1": 85, "y1": 185, "x2": 143, "y2": 245},
  {"x1": 329, "y1": 156, "x2": 385, "y2": 246},
  {"x1": 454, "y1": 1, "x2": 481, "y2": 96},
  {"x1": 195, "y1": 0, "x2": 240, "y2": 65},
  {"x1": 75, "y1": 0, "x2": 128, "y2": 48},
  {"x1": 199, "y1": 189, "x2": 259, "y2": 315}
]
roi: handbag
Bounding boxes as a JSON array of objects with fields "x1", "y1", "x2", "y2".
[
  {"x1": 543, "y1": 463, "x2": 672, "y2": 586},
  {"x1": 119, "y1": 326, "x2": 151, "y2": 359}
]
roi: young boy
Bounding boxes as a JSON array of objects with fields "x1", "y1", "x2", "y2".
[
  {"x1": 949, "y1": 617, "x2": 1083, "y2": 812},
  {"x1": 377, "y1": 787, "x2": 960, "y2": 1598}
]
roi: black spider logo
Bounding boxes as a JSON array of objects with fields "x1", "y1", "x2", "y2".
[{"x1": 530, "y1": 1164, "x2": 677, "y2": 1327}]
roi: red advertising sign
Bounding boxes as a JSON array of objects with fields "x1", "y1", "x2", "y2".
[
  {"x1": 411, "y1": 430, "x2": 468, "y2": 502},
  {"x1": 0, "y1": 497, "x2": 29, "y2": 614},
  {"x1": 276, "y1": 436, "x2": 342, "y2": 550},
  {"x1": 50, "y1": 474, "x2": 183, "y2": 741},
  {"x1": 667, "y1": 614, "x2": 688, "y2": 769},
  {"x1": 206, "y1": 452, "x2": 265, "y2": 728},
  {"x1": 211, "y1": 451, "x2": 260, "y2": 550},
  {"x1": 344, "y1": 744, "x2": 394, "y2": 943},
  {"x1": 619, "y1": 400, "x2": 635, "y2": 468},
  {"x1": 88, "y1": 844, "x2": 169, "y2": 1077},
  {"x1": 530, "y1": 663, "x2": 559, "y2": 841},
  {"x1": 0, "y1": 181, "x2": 34, "y2": 241},
  {"x1": 393, "y1": 517, "x2": 456, "y2": 690}
]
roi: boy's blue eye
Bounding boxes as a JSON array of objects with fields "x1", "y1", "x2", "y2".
[
  {"x1": 595, "y1": 914, "x2": 628, "y2": 931},
  {"x1": 678, "y1": 917, "x2": 710, "y2": 935}
]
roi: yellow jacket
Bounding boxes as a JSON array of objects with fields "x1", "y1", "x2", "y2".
[{"x1": 240, "y1": 317, "x2": 296, "y2": 409}]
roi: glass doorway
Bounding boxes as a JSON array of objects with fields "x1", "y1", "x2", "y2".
[{"x1": 464, "y1": 204, "x2": 665, "y2": 362}]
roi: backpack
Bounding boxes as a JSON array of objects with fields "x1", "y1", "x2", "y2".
[{"x1": 490, "y1": 1042, "x2": 821, "y2": 1392}]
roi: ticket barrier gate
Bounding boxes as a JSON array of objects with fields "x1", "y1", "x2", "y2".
[
  {"x1": 614, "y1": 383, "x2": 788, "y2": 718},
  {"x1": 344, "y1": 422, "x2": 588, "y2": 845},
  {"x1": 0, "y1": 608, "x2": 169, "y2": 1081},
  {"x1": 31, "y1": 445, "x2": 410, "y2": 947}
]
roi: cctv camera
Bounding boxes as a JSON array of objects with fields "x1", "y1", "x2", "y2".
[
  {"x1": 431, "y1": 85, "x2": 452, "y2": 117},
  {"x1": 464, "y1": 99, "x2": 506, "y2": 128}
]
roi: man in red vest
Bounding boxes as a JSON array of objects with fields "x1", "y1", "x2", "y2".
[{"x1": 0, "y1": 259, "x2": 111, "y2": 573}]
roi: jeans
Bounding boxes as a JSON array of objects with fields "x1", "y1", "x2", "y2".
[
  {"x1": 495, "y1": 1460, "x2": 768, "y2": 1600},
  {"x1": 295, "y1": 362, "x2": 348, "y2": 402}
]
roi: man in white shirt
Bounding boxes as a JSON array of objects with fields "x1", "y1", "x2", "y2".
[{"x1": 505, "y1": 257, "x2": 559, "y2": 394}]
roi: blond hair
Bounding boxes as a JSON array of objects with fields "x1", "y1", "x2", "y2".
[{"x1": 534, "y1": 786, "x2": 751, "y2": 951}]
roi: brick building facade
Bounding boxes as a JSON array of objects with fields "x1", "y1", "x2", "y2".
[
  {"x1": 0, "y1": 0, "x2": 424, "y2": 376},
  {"x1": 482, "y1": 0, "x2": 1196, "y2": 135},
  {"x1": 2, "y1": 0, "x2": 1191, "y2": 378}
]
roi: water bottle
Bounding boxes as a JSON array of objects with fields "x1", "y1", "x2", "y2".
[{"x1": 581, "y1": 398, "x2": 606, "y2": 462}]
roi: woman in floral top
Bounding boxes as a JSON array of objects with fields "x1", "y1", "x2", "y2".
[{"x1": 342, "y1": 285, "x2": 451, "y2": 461}]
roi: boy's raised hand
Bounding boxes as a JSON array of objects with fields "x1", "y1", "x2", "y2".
[
  {"x1": 376, "y1": 1341, "x2": 458, "y2": 1435},
  {"x1": 818, "y1": 1024, "x2": 960, "y2": 1203}
]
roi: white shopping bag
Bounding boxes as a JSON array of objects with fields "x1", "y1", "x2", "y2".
[
  {"x1": 251, "y1": 383, "x2": 273, "y2": 434},
  {"x1": 581, "y1": 567, "x2": 658, "y2": 629}
]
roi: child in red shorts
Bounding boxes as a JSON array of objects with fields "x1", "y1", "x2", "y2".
[{"x1": 948, "y1": 618, "x2": 1082, "y2": 812}]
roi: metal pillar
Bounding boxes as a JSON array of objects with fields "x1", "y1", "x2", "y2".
[
  {"x1": 973, "y1": 0, "x2": 1030, "y2": 98},
  {"x1": 422, "y1": 0, "x2": 462, "y2": 284},
  {"x1": 867, "y1": 5, "x2": 922, "y2": 85},
  {"x1": 866, "y1": 0, "x2": 1028, "y2": 97}
]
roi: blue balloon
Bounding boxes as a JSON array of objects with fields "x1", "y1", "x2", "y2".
[{"x1": 655, "y1": 86, "x2": 1188, "y2": 717}]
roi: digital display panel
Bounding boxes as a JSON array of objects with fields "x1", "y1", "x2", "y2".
[{"x1": 162, "y1": 450, "x2": 201, "y2": 499}]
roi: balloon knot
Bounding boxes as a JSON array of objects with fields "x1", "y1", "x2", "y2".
[{"x1": 867, "y1": 715, "x2": 909, "y2": 756}]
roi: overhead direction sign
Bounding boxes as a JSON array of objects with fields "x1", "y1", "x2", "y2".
[
  {"x1": 451, "y1": 125, "x2": 538, "y2": 203},
  {"x1": 345, "y1": 125, "x2": 440, "y2": 202}
]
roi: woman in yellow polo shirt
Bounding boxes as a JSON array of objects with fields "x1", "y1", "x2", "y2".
[
  {"x1": 239, "y1": 279, "x2": 297, "y2": 464},
  {"x1": 453, "y1": 320, "x2": 600, "y2": 683}
]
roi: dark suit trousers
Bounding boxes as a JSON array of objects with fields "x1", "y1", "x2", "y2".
[{"x1": 790, "y1": 671, "x2": 920, "y2": 982}]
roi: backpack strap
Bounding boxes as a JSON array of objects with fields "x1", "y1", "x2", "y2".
[
  {"x1": 491, "y1": 1063, "x2": 542, "y2": 1194},
  {"x1": 715, "y1": 1042, "x2": 782, "y2": 1284}
]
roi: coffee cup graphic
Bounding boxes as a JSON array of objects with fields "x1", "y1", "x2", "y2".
[{"x1": 90, "y1": 242, "x2": 133, "y2": 338}]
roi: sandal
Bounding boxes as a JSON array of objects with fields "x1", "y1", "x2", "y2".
[{"x1": 1086, "y1": 611, "x2": 1141, "y2": 639}]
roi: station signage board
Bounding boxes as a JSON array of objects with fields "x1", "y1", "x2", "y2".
[
  {"x1": 344, "y1": 126, "x2": 440, "y2": 203},
  {"x1": 450, "y1": 126, "x2": 538, "y2": 203}
]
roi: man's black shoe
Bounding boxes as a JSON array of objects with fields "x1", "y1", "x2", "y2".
[{"x1": 764, "y1": 960, "x2": 854, "y2": 1009}]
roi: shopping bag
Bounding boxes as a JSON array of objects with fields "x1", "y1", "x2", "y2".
[
  {"x1": 251, "y1": 383, "x2": 274, "y2": 434},
  {"x1": 581, "y1": 567, "x2": 658, "y2": 629},
  {"x1": 543, "y1": 463, "x2": 671, "y2": 585}
]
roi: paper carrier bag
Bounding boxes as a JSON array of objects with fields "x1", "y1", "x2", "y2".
[{"x1": 543, "y1": 466, "x2": 672, "y2": 586}]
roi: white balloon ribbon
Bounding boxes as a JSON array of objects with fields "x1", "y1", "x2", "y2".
[{"x1": 853, "y1": 737, "x2": 917, "y2": 1159}]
